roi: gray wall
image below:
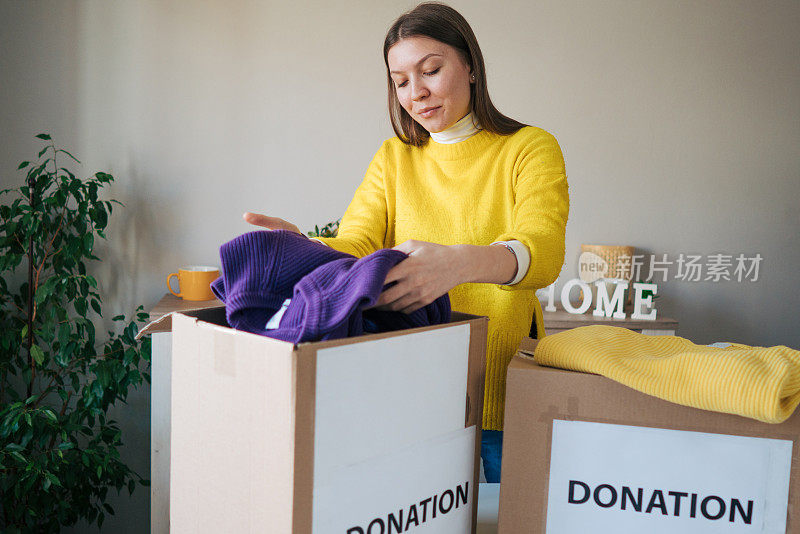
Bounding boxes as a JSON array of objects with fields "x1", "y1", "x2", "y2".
[{"x1": 2, "y1": 0, "x2": 798, "y2": 531}]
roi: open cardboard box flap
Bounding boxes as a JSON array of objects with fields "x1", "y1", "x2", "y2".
[
  {"x1": 136, "y1": 305, "x2": 227, "y2": 339},
  {"x1": 136, "y1": 304, "x2": 485, "y2": 347}
]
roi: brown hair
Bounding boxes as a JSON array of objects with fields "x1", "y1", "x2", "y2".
[{"x1": 383, "y1": 1, "x2": 528, "y2": 146}]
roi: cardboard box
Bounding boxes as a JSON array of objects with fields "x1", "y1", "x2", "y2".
[
  {"x1": 142, "y1": 306, "x2": 487, "y2": 533},
  {"x1": 499, "y1": 339, "x2": 800, "y2": 533}
]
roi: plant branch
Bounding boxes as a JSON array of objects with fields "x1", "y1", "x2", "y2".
[
  {"x1": 47, "y1": 390, "x2": 72, "y2": 450},
  {"x1": 33, "y1": 372, "x2": 60, "y2": 408},
  {"x1": 59, "y1": 391, "x2": 72, "y2": 416},
  {"x1": 27, "y1": 171, "x2": 36, "y2": 399},
  {"x1": 30, "y1": 205, "x2": 68, "y2": 326}
]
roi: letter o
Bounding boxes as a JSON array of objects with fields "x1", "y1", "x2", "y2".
[
  {"x1": 439, "y1": 490, "x2": 454, "y2": 514},
  {"x1": 561, "y1": 279, "x2": 593, "y2": 314},
  {"x1": 701, "y1": 496, "x2": 726, "y2": 520},
  {"x1": 593, "y1": 484, "x2": 618, "y2": 508},
  {"x1": 367, "y1": 518, "x2": 385, "y2": 534}
]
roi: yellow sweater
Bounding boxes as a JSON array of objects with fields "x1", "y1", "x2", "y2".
[
  {"x1": 314, "y1": 126, "x2": 570, "y2": 430},
  {"x1": 534, "y1": 325, "x2": 800, "y2": 423}
]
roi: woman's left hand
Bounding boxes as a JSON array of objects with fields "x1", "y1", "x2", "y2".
[{"x1": 371, "y1": 240, "x2": 464, "y2": 314}]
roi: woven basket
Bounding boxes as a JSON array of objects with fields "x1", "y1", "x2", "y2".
[
  {"x1": 580, "y1": 244, "x2": 636, "y2": 281},
  {"x1": 578, "y1": 244, "x2": 636, "y2": 309}
]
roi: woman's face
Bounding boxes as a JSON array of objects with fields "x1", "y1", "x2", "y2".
[{"x1": 387, "y1": 36, "x2": 473, "y2": 133}]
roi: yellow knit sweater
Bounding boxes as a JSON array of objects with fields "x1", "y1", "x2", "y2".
[
  {"x1": 314, "y1": 126, "x2": 570, "y2": 430},
  {"x1": 534, "y1": 325, "x2": 800, "y2": 423}
]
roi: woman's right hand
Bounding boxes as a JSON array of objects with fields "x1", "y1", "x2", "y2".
[{"x1": 243, "y1": 212, "x2": 302, "y2": 235}]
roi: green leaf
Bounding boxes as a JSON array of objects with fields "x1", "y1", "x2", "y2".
[
  {"x1": 122, "y1": 347, "x2": 135, "y2": 366},
  {"x1": 56, "y1": 148, "x2": 81, "y2": 163},
  {"x1": 59, "y1": 166, "x2": 76, "y2": 179},
  {"x1": 91, "y1": 299, "x2": 102, "y2": 315},
  {"x1": 64, "y1": 341, "x2": 77, "y2": 361},
  {"x1": 31, "y1": 344, "x2": 45, "y2": 365},
  {"x1": 111, "y1": 314, "x2": 125, "y2": 321},
  {"x1": 58, "y1": 323, "x2": 70, "y2": 347},
  {"x1": 124, "y1": 322, "x2": 138, "y2": 341},
  {"x1": 83, "y1": 233, "x2": 94, "y2": 252},
  {"x1": 93, "y1": 205, "x2": 108, "y2": 230},
  {"x1": 35, "y1": 133, "x2": 52, "y2": 140},
  {"x1": 18, "y1": 161, "x2": 30, "y2": 169},
  {"x1": 95, "y1": 171, "x2": 115, "y2": 184},
  {"x1": 35, "y1": 278, "x2": 54, "y2": 304}
]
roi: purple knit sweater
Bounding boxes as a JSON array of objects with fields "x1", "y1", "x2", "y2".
[{"x1": 210, "y1": 230, "x2": 450, "y2": 343}]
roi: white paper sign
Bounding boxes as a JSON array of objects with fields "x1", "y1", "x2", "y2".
[
  {"x1": 314, "y1": 325, "x2": 470, "y2": 483},
  {"x1": 546, "y1": 420, "x2": 792, "y2": 533},
  {"x1": 312, "y1": 324, "x2": 474, "y2": 533},
  {"x1": 313, "y1": 425, "x2": 476, "y2": 533}
]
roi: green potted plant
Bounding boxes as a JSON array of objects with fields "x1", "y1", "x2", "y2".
[
  {"x1": 307, "y1": 219, "x2": 340, "y2": 238},
  {"x1": 0, "y1": 134, "x2": 151, "y2": 531}
]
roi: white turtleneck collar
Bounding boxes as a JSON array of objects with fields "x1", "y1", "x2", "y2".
[{"x1": 429, "y1": 111, "x2": 482, "y2": 144}]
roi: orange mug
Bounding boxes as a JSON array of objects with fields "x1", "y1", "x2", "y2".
[{"x1": 167, "y1": 266, "x2": 220, "y2": 301}]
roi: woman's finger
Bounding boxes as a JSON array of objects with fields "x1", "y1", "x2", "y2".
[
  {"x1": 399, "y1": 302, "x2": 422, "y2": 314},
  {"x1": 243, "y1": 212, "x2": 300, "y2": 233},
  {"x1": 384, "y1": 290, "x2": 420, "y2": 313},
  {"x1": 243, "y1": 212, "x2": 276, "y2": 227}
]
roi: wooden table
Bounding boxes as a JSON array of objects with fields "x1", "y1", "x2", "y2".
[
  {"x1": 144, "y1": 293, "x2": 223, "y2": 332},
  {"x1": 542, "y1": 304, "x2": 678, "y2": 336},
  {"x1": 144, "y1": 294, "x2": 223, "y2": 534}
]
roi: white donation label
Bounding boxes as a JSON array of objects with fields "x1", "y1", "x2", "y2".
[{"x1": 546, "y1": 420, "x2": 792, "y2": 533}]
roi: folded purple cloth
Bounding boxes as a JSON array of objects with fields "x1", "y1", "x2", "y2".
[
  {"x1": 211, "y1": 230, "x2": 451, "y2": 343},
  {"x1": 210, "y1": 230, "x2": 350, "y2": 334}
]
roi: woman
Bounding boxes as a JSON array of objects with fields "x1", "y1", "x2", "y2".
[{"x1": 244, "y1": 1, "x2": 569, "y2": 483}]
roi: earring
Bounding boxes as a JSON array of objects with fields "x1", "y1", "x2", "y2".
[{"x1": 470, "y1": 74, "x2": 475, "y2": 82}]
